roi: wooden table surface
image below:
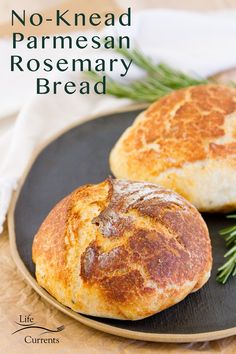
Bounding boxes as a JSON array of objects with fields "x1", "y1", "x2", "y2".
[{"x1": 0, "y1": 1, "x2": 236, "y2": 353}]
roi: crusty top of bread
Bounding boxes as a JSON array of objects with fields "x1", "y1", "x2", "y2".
[
  {"x1": 110, "y1": 85, "x2": 236, "y2": 212},
  {"x1": 111, "y1": 85, "x2": 236, "y2": 175},
  {"x1": 33, "y1": 178, "x2": 212, "y2": 320}
]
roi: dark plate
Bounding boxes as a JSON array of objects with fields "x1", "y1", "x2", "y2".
[{"x1": 9, "y1": 107, "x2": 236, "y2": 342}]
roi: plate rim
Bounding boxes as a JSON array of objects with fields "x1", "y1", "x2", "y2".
[{"x1": 8, "y1": 104, "x2": 236, "y2": 343}]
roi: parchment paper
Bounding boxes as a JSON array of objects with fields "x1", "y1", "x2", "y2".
[
  {"x1": 1, "y1": 1, "x2": 236, "y2": 352},
  {"x1": 0, "y1": 226, "x2": 235, "y2": 354}
]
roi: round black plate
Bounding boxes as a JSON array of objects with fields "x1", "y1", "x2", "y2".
[{"x1": 12, "y1": 108, "x2": 236, "y2": 341}]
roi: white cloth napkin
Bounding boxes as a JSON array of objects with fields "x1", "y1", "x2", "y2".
[{"x1": 1, "y1": 9, "x2": 236, "y2": 233}]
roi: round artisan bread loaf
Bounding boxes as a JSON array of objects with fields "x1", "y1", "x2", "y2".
[
  {"x1": 110, "y1": 85, "x2": 236, "y2": 212},
  {"x1": 32, "y1": 178, "x2": 212, "y2": 320}
]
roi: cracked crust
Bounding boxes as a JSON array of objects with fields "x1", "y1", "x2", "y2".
[
  {"x1": 110, "y1": 85, "x2": 236, "y2": 212},
  {"x1": 32, "y1": 179, "x2": 212, "y2": 320}
]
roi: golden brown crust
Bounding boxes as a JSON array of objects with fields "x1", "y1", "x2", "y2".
[
  {"x1": 116, "y1": 84, "x2": 236, "y2": 173},
  {"x1": 32, "y1": 194, "x2": 70, "y2": 281},
  {"x1": 110, "y1": 85, "x2": 236, "y2": 212},
  {"x1": 33, "y1": 179, "x2": 212, "y2": 320}
]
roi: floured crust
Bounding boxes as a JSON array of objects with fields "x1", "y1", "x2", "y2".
[
  {"x1": 32, "y1": 179, "x2": 212, "y2": 320},
  {"x1": 110, "y1": 85, "x2": 236, "y2": 212}
]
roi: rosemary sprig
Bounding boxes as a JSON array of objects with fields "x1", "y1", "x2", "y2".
[
  {"x1": 116, "y1": 47, "x2": 209, "y2": 88},
  {"x1": 87, "y1": 47, "x2": 209, "y2": 102},
  {"x1": 217, "y1": 215, "x2": 236, "y2": 284},
  {"x1": 87, "y1": 70, "x2": 173, "y2": 101}
]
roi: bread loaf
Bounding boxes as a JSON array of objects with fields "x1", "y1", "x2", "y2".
[
  {"x1": 32, "y1": 178, "x2": 212, "y2": 320},
  {"x1": 110, "y1": 85, "x2": 236, "y2": 212}
]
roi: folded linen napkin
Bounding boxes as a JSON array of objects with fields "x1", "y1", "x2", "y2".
[{"x1": 0, "y1": 9, "x2": 236, "y2": 233}]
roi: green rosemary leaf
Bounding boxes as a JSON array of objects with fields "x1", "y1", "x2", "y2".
[
  {"x1": 219, "y1": 225, "x2": 236, "y2": 235},
  {"x1": 217, "y1": 217, "x2": 236, "y2": 284},
  {"x1": 225, "y1": 245, "x2": 236, "y2": 258},
  {"x1": 86, "y1": 47, "x2": 209, "y2": 102}
]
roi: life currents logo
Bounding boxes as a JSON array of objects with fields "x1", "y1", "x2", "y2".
[{"x1": 11, "y1": 314, "x2": 65, "y2": 344}]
